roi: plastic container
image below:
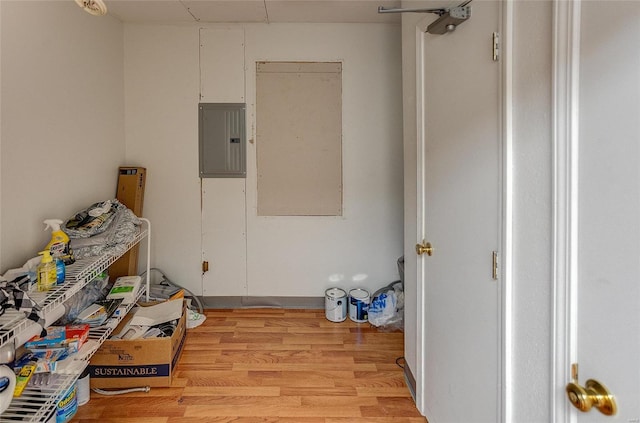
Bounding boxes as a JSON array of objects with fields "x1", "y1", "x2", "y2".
[
  {"x1": 76, "y1": 369, "x2": 90, "y2": 406},
  {"x1": 348, "y1": 288, "x2": 370, "y2": 323},
  {"x1": 107, "y1": 276, "x2": 142, "y2": 305},
  {"x1": 44, "y1": 219, "x2": 75, "y2": 265},
  {"x1": 55, "y1": 258, "x2": 65, "y2": 285},
  {"x1": 43, "y1": 379, "x2": 79, "y2": 422},
  {"x1": 37, "y1": 250, "x2": 57, "y2": 292},
  {"x1": 325, "y1": 288, "x2": 347, "y2": 322},
  {"x1": 55, "y1": 382, "x2": 78, "y2": 422},
  {"x1": 0, "y1": 365, "x2": 16, "y2": 413}
]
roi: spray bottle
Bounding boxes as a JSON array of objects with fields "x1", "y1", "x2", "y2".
[
  {"x1": 44, "y1": 219, "x2": 75, "y2": 267},
  {"x1": 0, "y1": 364, "x2": 15, "y2": 413},
  {"x1": 37, "y1": 250, "x2": 57, "y2": 292}
]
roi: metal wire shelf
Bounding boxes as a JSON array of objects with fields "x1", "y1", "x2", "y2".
[
  {"x1": 0, "y1": 372, "x2": 78, "y2": 422},
  {"x1": 0, "y1": 219, "x2": 150, "y2": 422}
]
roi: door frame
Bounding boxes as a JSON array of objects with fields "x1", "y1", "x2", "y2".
[
  {"x1": 551, "y1": 0, "x2": 581, "y2": 422},
  {"x1": 413, "y1": 1, "x2": 513, "y2": 420}
]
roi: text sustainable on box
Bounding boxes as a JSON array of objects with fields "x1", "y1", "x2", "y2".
[{"x1": 88, "y1": 301, "x2": 186, "y2": 388}]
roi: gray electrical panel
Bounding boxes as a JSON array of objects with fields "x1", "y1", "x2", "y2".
[{"x1": 199, "y1": 103, "x2": 246, "y2": 178}]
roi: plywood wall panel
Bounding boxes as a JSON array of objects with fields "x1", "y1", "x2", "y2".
[{"x1": 256, "y1": 61, "x2": 342, "y2": 216}]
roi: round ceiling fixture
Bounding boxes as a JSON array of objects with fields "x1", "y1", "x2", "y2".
[{"x1": 74, "y1": 0, "x2": 108, "y2": 16}]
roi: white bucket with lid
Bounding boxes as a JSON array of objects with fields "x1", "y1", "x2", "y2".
[
  {"x1": 348, "y1": 288, "x2": 370, "y2": 323},
  {"x1": 325, "y1": 288, "x2": 347, "y2": 322}
]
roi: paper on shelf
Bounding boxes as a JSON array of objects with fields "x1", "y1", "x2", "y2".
[
  {"x1": 129, "y1": 300, "x2": 182, "y2": 327},
  {"x1": 53, "y1": 354, "x2": 87, "y2": 375},
  {"x1": 74, "y1": 339, "x2": 100, "y2": 361},
  {"x1": 51, "y1": 339, "x2": 99, "y2": 375},
  {"x1": 14, "y1": 321, "x2": 42, "y2": 347}
]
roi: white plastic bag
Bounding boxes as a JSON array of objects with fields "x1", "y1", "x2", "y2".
[{"x1": 368, "y1": 281, "x2": 404, "y2": 331}]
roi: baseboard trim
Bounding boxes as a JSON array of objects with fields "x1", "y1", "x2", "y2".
[
  {"x1": 202, "y1": 296, "x2": 324, "y2": 309},
  {"x1": 403, "y1": 361, "x2": 417, "y2": 402}
]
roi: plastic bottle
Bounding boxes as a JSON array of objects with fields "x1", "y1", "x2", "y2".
[
  {"x1": 0, "y1": 365, "x2": 16, "y2": 413},
  {"x1": 55, "y1": 258, "x2": 65, "y2": 285},
  {"x1": 37, "y1": 250, "x2": 57, "y2": 292},
  {"x1": 44, "y1": 219, "x2": 75, "y2": 265}
]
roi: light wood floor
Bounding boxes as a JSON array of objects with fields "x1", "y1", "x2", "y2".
[{"x1": 74, "y1": 308, "x2": 427, "y2": 422}]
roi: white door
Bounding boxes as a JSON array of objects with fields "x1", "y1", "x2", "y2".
[
  {"x1": 562, "y1": 1, "x2": 640, "y2": 421},
  {"x1": 415, "y1": 2, "x2": 502, "y2": 421}
]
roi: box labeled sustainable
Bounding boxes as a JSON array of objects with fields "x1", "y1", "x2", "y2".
[{"x1": 88, "y1": 301, "x2": 186, "y2": 388}]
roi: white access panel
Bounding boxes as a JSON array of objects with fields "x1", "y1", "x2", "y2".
[
  {"x1": 200, "y1": 28, "x2": 245, "y2": 103},
  {"x1": 201, "y1": 178, "x2": 247, "y2": 296}
]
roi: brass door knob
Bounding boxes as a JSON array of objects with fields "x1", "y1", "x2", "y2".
[
  {"x1": 566, "y1": 379, "x2": 617, "y2": 416},
  {"x1": 416, "y1": 241, "x2": 433, "y2": 256}
]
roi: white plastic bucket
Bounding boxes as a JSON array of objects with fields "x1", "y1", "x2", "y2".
[
  {"x1": 325, "y1": 288, "x2": 347, "y2": 322},
  {"x1": 348, "y1": 288, "x2": 370, "y2": 323},
  {"x1": 76, "y1": 370, "x2": 90, "y2": 406}
]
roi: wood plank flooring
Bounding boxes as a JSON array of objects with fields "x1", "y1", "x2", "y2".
[{"x1": 73, "y1": 308, "x2": 427, "y2": 422}]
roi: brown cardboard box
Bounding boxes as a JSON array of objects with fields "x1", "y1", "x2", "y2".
[
  {"x1": 88, "y1": 301, "x2": 186, "y2": 388},
  {"x1": 110, "y1": 167, "x2": 146, "y2": 279},
  {"x1": 116, "y1": 166, "x2": 146, "y2": 216}
]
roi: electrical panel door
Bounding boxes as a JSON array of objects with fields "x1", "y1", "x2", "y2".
[{"x1": 199, "y1": 103, "x2": 246, "y2": 178}]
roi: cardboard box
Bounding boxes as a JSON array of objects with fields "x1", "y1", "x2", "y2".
[
  {"x1": 110, "y1": 167, "x2": 146, "y2": 279},
  {"x1": 116, "y1": 166, "x2": 146, "y2": 216},
  {"x1": 88, "y1": 301, "x2": 186, "y2": 388}
]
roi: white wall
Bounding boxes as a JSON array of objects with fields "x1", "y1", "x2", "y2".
[
  {"x1": 122, "y1": 24, "x2": 202, "y2": 291},
  {"x1": 244, "y1": 24, "x2": 403, "y2": 297},
  {"x1": 510, "y1": 2, "x2": 553, "y2": 421},
  {"x1": 0, "y1": 1, "x2": 125, "y2": 271},
  {"x1": 0, "y1": 1, "x2": 3, "y2": 270},
  {"x1": 124, "y1": 23, "x2": 404, "y2": 298}
]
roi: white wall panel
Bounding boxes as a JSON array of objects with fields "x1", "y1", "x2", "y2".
[
  {"x1": 256, "y1": 61, "x2": 343, "y2": 216},
  {"x1": 200, "y1": 28, "x2": 245, "y2": 103},
  {"x1": 202, "y1": 178, "x2": 247, "y2": 296}
]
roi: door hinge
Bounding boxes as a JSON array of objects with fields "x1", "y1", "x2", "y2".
[
  {"x1": 492, "y1": 32, "x2": 500, "y2": 62},
  {"x1": 202, "y1": 261, "x2": 209, "y2": 273},
  {"x1": 492, "y1": 251, "x2": 499, "y2": 280}
]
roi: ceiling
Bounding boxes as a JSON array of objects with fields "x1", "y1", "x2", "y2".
[{"x1": 103, "y1": 0, "x2": 405, "y2": 24}]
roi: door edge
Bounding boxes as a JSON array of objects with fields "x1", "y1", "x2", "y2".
[
  {"x1": 500, "y1": 1, "x2": 514, "y2": 422},
  {"x1": 551, "y1": 0, "x2": 581, "y2": 422}
]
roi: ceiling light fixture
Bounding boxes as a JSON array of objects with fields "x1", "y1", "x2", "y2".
[{"x1": 75, "y1": 0, "x2": 108, "y2": 16}]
